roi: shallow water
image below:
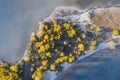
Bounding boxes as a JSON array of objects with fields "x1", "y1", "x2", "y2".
[
  {"x1": 56, "y1": 45, "x2": 120, "y2": 80},
  {"x1": 0, "y1": 0, "x2": 120, "y2": 69}
]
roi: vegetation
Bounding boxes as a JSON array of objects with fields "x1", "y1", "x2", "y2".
[
  {"x1": 1, "y1": 8, "x2": 120, "y2": 80},
  {"x1": 0, "y1": 18, "x2": 104, "y2": 80},
  {"x1": 112, "y1": 29, "x2": 119, "y2": 36},
  {"x1": 108, "y1": 42, "x2": 115, "y2": 49},
  {"x1": 24, "y1": 18, "x2": 101, "y2": 80},
  {"x1": 0, "y1": 62, "x2": 22, "y2": 80}
]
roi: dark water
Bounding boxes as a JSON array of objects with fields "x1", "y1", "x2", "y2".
[{"x1": 56, "y1": 45, "x2": 120, "y2": 80}]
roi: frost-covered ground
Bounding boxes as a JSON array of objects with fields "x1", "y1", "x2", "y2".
[
  {"x1": 0, "y1": 0, "x2": 118, "y2": 63},
  {"x1": 1, "y1": 0, "x2": 120, "y2": 80},
  {"x1": 0, "y1": 0, "x2": 80, "y2": 63},
  {"x1": 40, "y1": 6, "x2": 120, "y2": 80},
  {"x1": 0, "y1": 0, "x2": 120, "y2": 63},
  {"x1": 56, "y1": 45, "x2": 120, "y2": 80}
]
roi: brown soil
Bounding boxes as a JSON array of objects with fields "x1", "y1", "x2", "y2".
[{"x1": 91, "y1": 7, "x2": 120, "y2": 30}]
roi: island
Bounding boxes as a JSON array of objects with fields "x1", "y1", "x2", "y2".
[{"x1": 0, "y1": 6, "x2": 120, "y2": 80}]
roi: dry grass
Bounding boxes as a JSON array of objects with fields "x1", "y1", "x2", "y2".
[{"x1": 91, "y1": 7, "x2": 120, "y2": 30}]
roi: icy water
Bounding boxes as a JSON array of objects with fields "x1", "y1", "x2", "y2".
[{"x1": 56, "y1": 45, "x2": 120, "y2": 80}]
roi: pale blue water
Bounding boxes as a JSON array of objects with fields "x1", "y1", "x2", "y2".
[{"x1": 0, "y1": 0, "x2": 79, "y2": 63}]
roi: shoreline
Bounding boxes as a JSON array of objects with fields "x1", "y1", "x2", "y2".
[
  {"x1": 39, "y1": 6, "x2": 120, "y2": 80},
  {"x1": 11, "y1": 6, "x2": 120, "y2": 64},
  {"x1": 0, "y1": 6, "x2": 120, "y2": 80},
  {"x1": 43, "y1": 38, "x2": 120, "y2": 80},
  {"x1": 55, "y1": 44, "x2": 120, "y2": 80}
]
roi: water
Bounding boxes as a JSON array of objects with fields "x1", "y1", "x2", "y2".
[
  {"x1": 0, "y1": 0, "x2": 120, "y2": 63},
  {"x1": 0, "y1": 0, "x2": 79, "y2": 63},
  {"x1": 57, "y1": 45, "x2": 120, "y2": 80},
  {"x1": 42, "y1": 42, "x2": 108, "y2": 80}
]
